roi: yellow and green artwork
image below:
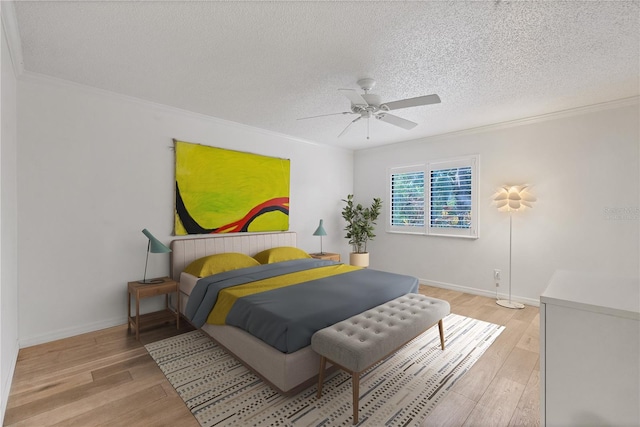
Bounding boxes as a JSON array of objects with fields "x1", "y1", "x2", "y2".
[{"x1": 174, "y1": 140, "x2": 290, "y2": 235}]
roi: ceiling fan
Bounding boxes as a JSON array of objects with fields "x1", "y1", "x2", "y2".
[{"x1": 298, "y1": 78, "x2": 441, "y2": 139}]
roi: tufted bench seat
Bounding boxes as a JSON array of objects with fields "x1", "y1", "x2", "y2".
[{"x1": 311, "y1": 293, "x2": 451, "y2": 424}]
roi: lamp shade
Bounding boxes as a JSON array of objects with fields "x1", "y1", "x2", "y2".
[
  {"x1": 493, "y1": 185, "x2": 536, "y2": 212},
  {"x1": 313, "y1": 219, "x2": 327, "y2": 236},
  {"x1": 142, "y1": 229, "x2": 171, "y2": 253}
]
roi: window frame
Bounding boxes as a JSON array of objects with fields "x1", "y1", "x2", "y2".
[{"x1": 386, "y1": 155, "x2": 479, "y2": 239}]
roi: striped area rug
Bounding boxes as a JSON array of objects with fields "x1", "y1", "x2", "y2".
[{"x1": 146, "y1": 313, "x2": 503, "y2": 426}]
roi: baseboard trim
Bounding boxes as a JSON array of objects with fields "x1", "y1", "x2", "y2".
[
  {"x1": 1, "y1": 339, "x2": 19, "y2": 425},
  {"x1": 16, "y1": 280, "x2": 539, "y2": 348},
  {"x1": 18, "y1": 316, "x2": 128, "y2": 348},
  {"x1": 420, "y1": 278, "x2": 540, "y2": 307}
]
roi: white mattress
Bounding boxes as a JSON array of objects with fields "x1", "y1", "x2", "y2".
[{"x1": 179, "y1": 271, "x2": 199, "y2": 296}]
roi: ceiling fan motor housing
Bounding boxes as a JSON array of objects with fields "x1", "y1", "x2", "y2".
[{"x1": 351, "y1": 93, "x2": 383, "y2": 115}]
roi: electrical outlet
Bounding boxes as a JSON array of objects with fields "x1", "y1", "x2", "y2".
[{"x1": 493, "y1": 269, "x2": 502, "y2": 283}]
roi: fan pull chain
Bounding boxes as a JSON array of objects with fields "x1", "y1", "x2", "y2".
[{"x1": 367, "y1": 117, "x2": 370, "y2": 140}]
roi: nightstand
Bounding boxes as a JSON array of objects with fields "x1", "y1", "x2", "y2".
[
  {"x1": 309, "y1": 252, "x2": 341, "y2": 262},
  {"x1": 127, "y1": 277, "x2": 180, "y2": 340}
]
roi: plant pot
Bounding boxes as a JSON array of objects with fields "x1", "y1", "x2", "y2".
[{"x1": 349, "y1": 252, "x2": 369, "y2": 267}]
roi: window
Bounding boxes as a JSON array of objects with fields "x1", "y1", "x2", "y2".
[
  {"x1": 387, "y1": 155, "x2": 479, "y2": 238},
  {"x1": 389, "y1": 165, "x2": 425, "y2": 233}
]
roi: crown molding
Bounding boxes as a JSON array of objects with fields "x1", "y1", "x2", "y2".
[
  {"x1": 14, "y1": 51, "x2": 637, "y2": 154},
  {"x1": 364, "y1": 96, "x2": 640, "y2": 152},
  {"x1": 1, "y1": 1, "x2": 25, "y2": 77},
  {"x1": 479, "y1": 96, "x2": 640, "y2": 132},
  {"x1": 20, "y1": 70, "x2": 352, "y2": 152}
]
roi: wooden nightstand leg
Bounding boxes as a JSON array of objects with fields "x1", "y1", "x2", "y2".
[
  {"x1": 127, "y1": 292, "x2": 131, "y2": 333},
  {"x1": 135, "y1": 295, "x2": 140, "y2": 341}
]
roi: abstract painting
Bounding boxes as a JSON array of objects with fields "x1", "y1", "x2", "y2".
[{"x1": 174, "y1": 140, "x2": 290, "y2": 235}]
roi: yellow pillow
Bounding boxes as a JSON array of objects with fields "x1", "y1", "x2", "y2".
[
  {"x1": 253, "y1": 246, "x2": 311, "y2": 264},
  {"x1": 183, "y1": 253, "x2": 260, "y2": 277}
]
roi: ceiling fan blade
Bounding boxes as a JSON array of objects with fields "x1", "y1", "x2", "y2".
[
  {"x1": 297, "y1": 111, "x2": 354, "y2": 120},
  {"x1": 382, "y1": 94, "x2": 441, "y2": 111},
  {"x1": 338, "y1": 89, "x2": 368, "y2": 106},
  {"x1": 376, "y1": 113, "x2": 418, "y2": 130},
  {"x1": 338, "y1": 116, "x2": 362, "y2": 138}
]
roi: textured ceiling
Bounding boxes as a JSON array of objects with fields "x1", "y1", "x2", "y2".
[{"x1": 11, "y1": 1, "x2": 640, "y2": 150}]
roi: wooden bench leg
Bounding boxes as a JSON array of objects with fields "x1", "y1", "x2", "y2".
[
  {"x1": 316, "y1": 356, "x2": 326, "y2": 399},
  {"x1": 438, "y1": 319, "x2": 445, "y2": 350},
  {"x1": 352, "y1": 371, "x2": 359, "y2": 425}
]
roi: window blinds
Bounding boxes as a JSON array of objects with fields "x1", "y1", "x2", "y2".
[{"x1": 391, "y1": 170, "x2": 425, "y2": 227}]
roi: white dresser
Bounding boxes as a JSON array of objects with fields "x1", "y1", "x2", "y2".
[{"x1": 540, "y1": 271, "x2": 640, "y2": 426}]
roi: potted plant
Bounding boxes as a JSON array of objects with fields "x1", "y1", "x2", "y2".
[{"x1": 341, "y1": 194, "x2": 382, "y2": 267}]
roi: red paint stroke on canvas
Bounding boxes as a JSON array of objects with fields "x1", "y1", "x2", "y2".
[{"x1": 213, "y1": 197, "x2": 290, "y2": 233}]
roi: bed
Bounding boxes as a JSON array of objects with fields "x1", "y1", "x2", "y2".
[{"x1": 170, "y1": 231, "x2": 419, "y2": 394}]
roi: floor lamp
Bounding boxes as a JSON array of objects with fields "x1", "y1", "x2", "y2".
[{"x1": 493, "y1": 185, "x2": 536, "y2": 309}]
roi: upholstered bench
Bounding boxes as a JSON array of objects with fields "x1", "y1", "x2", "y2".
[{"x1": 311, "y1": 293, "x2": 451, "y2": 424}]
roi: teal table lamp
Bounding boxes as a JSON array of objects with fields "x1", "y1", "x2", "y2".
[
  {"x1": 139, "y1": 228, "x2": 171, "y2": 284},
  {"x1": 313, "y1": 219, "x2": 327, "y2": 254}
]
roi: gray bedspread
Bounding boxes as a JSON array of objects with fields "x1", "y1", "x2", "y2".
[{"x1": 184, "y1": 259, "x2": 419, "y2": 353}]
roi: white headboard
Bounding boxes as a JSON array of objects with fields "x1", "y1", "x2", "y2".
[{"x1": 170, "y1": 232, "x2": 297, "y2": 281}]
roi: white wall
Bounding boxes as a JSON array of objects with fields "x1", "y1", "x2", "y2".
[
  {"x1": 355, "y1": 100, "x2": 639, "y2": 305},
  {"x1": 16, "y1": 75, "x2": 353, "y2": 346},
  {"x1": 1, "y1": 8, "x2": 20, "y2": 422}
]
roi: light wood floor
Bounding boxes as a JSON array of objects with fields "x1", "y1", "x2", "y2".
[
  {"x1": 4, "y1": 285, "x2": 539, "y2": 426},
  {"x1": 419, "y1": 286, "x2": 540, "y2": 427}
]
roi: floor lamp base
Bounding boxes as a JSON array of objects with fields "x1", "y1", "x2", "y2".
[{"x1": 496, "y1": 299, "x2": 525, "y2": 309}]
